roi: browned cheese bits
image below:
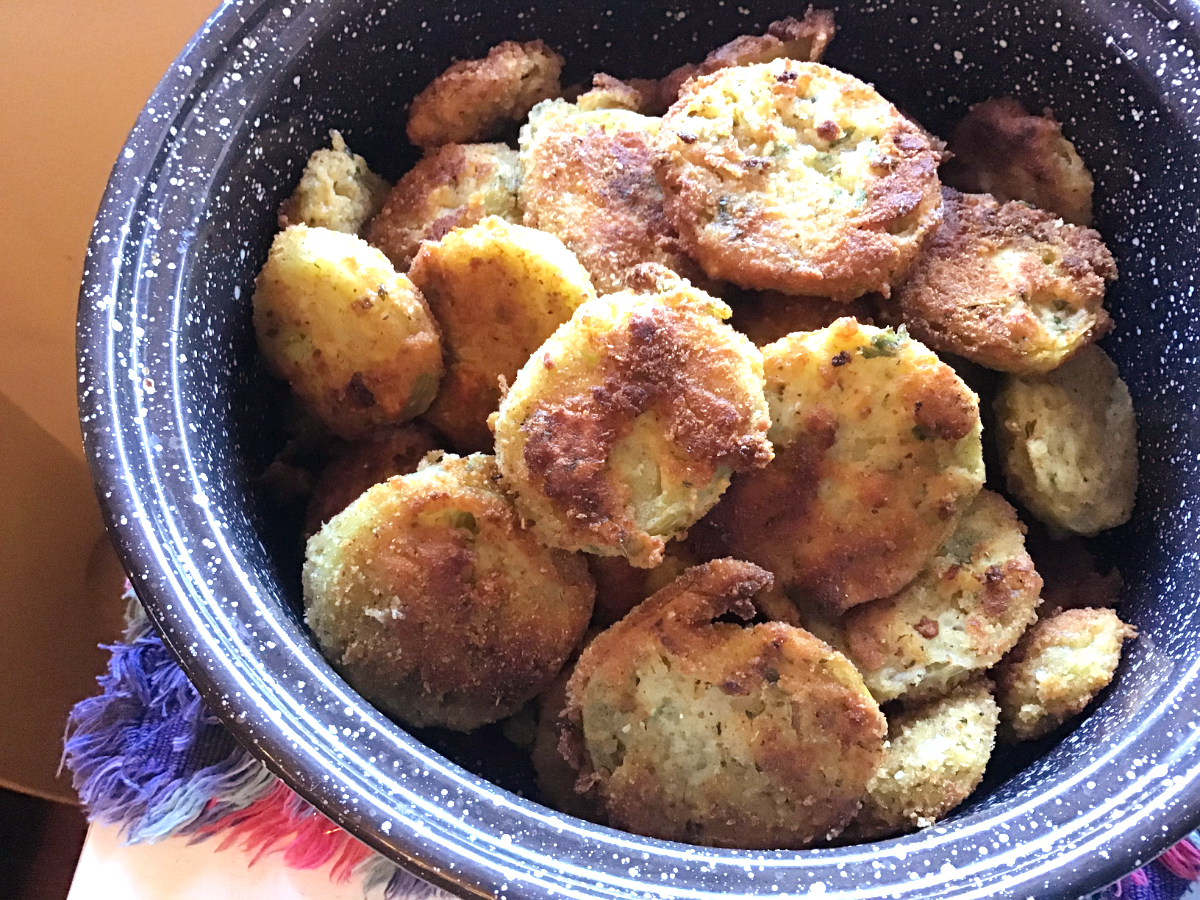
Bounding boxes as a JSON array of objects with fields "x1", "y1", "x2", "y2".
[
  {"x1": 407, "y1": 40, "x2": 564, "y2": 148},
  {"x1": 893, "y1": 189, "x2": 1116, "y2": 374},
  {"x1": 693, "y1": 318, "x2": 985, "y2": 613},
  {"x1": 493, "y1": 266, "x2": 772, "y2": 569},
  {"x1": 303, "y1": 454, "x2": 594, "y2": 731},
  {"x1": 653, "y1": 60, "x2": 944, "y2": 301},
  {"x1": 560, "y1": 559, "x2": 886, "y2": 848}
]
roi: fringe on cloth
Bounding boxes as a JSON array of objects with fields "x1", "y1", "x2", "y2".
[{"x1": 61, "y1": 584, "x2": 1200, "y2": 899}]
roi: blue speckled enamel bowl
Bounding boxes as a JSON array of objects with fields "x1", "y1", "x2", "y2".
[{"x1": 78, "y1": 0, "x2": 1200, "y2": 896}]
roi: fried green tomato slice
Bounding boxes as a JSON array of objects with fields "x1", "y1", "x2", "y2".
[
  {"x1": 303, "y1": 453, "x2": 594, "y2": 732},
  {"x1": 493, "y1": 266, "x2": 773, "y2": 569},
  {"x1": 365, "y1": 143, "x2": 521, "y2": 272},
  {"x1": 252, "y1": 225, "x2": 443, "y2": 440},
  {"x1": 303, "y1": 423, "x2": 439, "y2": 539},
  {"x1": 693, "y1": 318, "x2": 984, "y2": 612},
  {"x1": 278, "y1": 130, "x2": 390, "y2": 235},
  {"x1": 841, "y1": 679, "x2": 999, "y2": 841},
  {"x1": 993, "y1": 345, "x2": 1138, "y2": 536},
  {"x1": 994, "y1": 607, "x2": 1136, "y2": 742},
  {"x1": 943, "y1": 97, "x2": 1095, "y2": 227},
  {"x1": 406, "y1": 40, "x2": 564, "y2": 149},
  {"x1": 653, "y1": 60, "x2": 944, "y2": 301},
  {"x1": 839, "y1": 490, "x2": 1043, "y2": 702},
  {"x1": 894, "y1": 189, "x2": 1117, "y2": 374},
  {"x1": 519, "y1": 101, "x2": 710, "y2": 295},
  {"x1": 408, "y1": 217, "x2": 596, "y2": 452},
  {"x1": 561, "y1": 559, "x2": 885, "y2": 848}
]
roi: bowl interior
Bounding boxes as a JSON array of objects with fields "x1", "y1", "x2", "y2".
[{"x1": 79, "y1": 0, "x2": 1200, "y2": 897}]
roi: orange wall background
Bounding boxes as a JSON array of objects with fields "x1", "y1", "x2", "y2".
[{"x1": 0, "y1": 0, "x2": 218, "y2": 802}]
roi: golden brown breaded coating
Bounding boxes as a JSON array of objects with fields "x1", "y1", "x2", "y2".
[
  {"x1": 653, "y1": 60, "x2": 944, "y2": 301},
  {"x1": 303, "y1": 454, "x2": 594, "y2": 731},
  {"x1": 839, "y1": 490, "x2": 1043, "y2": 702},
  {"x1": 278, "y1": 130, "x2": 390, "y2": 235},
  {"x1": 407, "y1": 41, "x2": 564, "y2": 148},
  {"x1": 587, "y1": 544, "x2": 700, "y2": 628},
  {"x1": 842, "y1": 680, "x2": 999, "y2": 841},
  {"x1": 943, "y1": 97, "x2": 1095, "y2": 226},
  {"x1": 493, "y1": 266, "x2": 773, "y2": 569},
  {"x1": 575, "y1": 73, "x2": 647, "y2": 113},
  {"x1": 561, "y1": 559, "x2": 886, "y2": 848},
  {"x1": 692, "y1": 319, "x2": 985, "y2": 612},
  {"x1": 653, "y1": 10, "x2": 837, "y2": 114},
  {"x1": 252, "y1": 226, "x2": 444, "y2": 440},
  {"x1": 408, "y1": 217, "x2": 596, "y2": 452},
  {"x1": 994, "y1": 607, "x2": 1136, "y2": 742},
  {"x1": 895, "y1": 189, "x2": 1116, "y2": 374},
  {"x1": 303, "y1": 424, "x2": 439, "y2": 538},
  {"x1": 729, "y1": 290, "x2": 877, "y2": 346},
  {"x1": 994, "y1": 345, "x2": 1138, "y2": 536},
  {"x1": 531, "y1": 663, "x2": 607, "y2": 822},
  {"x1": 365, "y1": 143, "x2": 521, "y2": 272},
  {"x1": 519, "y1": 101, "x2": 710, "y2": 294}
]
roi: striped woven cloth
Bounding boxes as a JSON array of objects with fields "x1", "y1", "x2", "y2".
[{"x1": 62, "y1": 585, "x2": 1200, "y2": 899}]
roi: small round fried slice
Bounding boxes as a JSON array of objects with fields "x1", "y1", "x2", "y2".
[
  {"x1": 994, "y1": 607, "x2": 1137, "y2": 742},
  {"x1": 693, "y1": 318, "x2": 984, "y2": 612},
  {"x1": 840, "y1": 490, "x2": 1043, "y2": 702},
  {"x1": 365, "y1": 143, "x2": 520, "y2": 271},
  {"x1": 994, "y1": 345, "x2": 1138, "y2": 536},
  {"x1": 842, "y1": 680, "x2": 999, "y2": 841},
  {"x1": 303, "y1": 424, "x2": 439, "y2": 538},
  {"x1": 728, "y1": 289, "x2": 877, "y2": 346},
  {"x1": 561, "y1": 559, "x2": 886, "y2": 849},
  {"x1": 278, "y1": 130, "x2": 390, "y2": 235},
  {"x1": 407, "y1": 40, "x2": 563, "y2": 148},
  {"x1": 253, "y1": 225, "x2": 443, "y2": 440},
  {"x1": 943, "y1": 98, "x2": 1095, "y2": 226},
  {"x1": 653, "y1": 60, "x2": 944, "y2": 301},
  {"x1": 520, "y1": 101, "x2": 709, "y2": 294},
  {"x1": 493, "y1": 266, "x2": 773, "y2": 569},
  {"x1": 303, "y1": 453, "x2": 594, "y2": 732},
  {"x1": 895, "y1": 189, "x2": 1117, "y2": 374},
  {"x1": 408, "y1": 217, "x2": 596, "y2": 452},
  {"x1": 653, "y1": 10, "x2": 838, "y2": 114}
]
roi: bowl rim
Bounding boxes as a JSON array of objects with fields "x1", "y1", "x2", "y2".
[{"x1": 77, "y1": 1, "x2": 1200, "y2": 897}]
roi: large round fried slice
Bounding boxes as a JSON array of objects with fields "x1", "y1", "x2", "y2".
[
  {"x1": 693, "y1": 318, "x2": 985, "y2": 612},
  {"x1": 406, "y1": 40, "x2": 563, "y2": 148},
  {"x1": 493, "y1": 266, "x2": 773, "y2": 569},
  {"x1": 303, "y1": 453, "x2": 594, "y2": 732},
  {"x1": 408, "y1": 217, "x2": 596, "y2": 452},
  {"x1": 561, "y1": 559, "x2": 886, "y2": 848},
  {"x1": 365, "y1": 143, "x2": 521, "y2": 271},
  {"x1": 653, "y1": 60, "x2": 944, "y2": 301},
  {"x1": 840, "y1": 490, "x2": 1043, "y2": 702},
  {"x1": 943, "y1": 97, "x2": 1095, "y2": 226},
  {"x1": 520, "y1": 101, "x2": 708, "y2": 295},
  {"x1": 252, "y1": 225, "x2": 443, "y2": 440},
  {"x1": 994, "y1": 607, "x2": 1137, "y2": 742},
  {"x1": 894, "y1": 189, "x2": 1117, "y2": 374},
  {"x1": 842, "y1": 679, "x2": 999, "y2": 841},
  {"x1": 993, "y1": 345, "x2": 1138, "y2": 536}
]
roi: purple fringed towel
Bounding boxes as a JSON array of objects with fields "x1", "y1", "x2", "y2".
[{"x1": 62, "y1": 586, "x2": 1200, "y2": 900}]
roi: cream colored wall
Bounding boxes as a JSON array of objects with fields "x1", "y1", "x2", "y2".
[{"x1": 0, "y1": 0, "x2": 218, "y2": 802}]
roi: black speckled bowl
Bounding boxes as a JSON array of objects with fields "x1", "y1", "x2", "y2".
[{"x1": 78, "y1": 0, "x2": 1200, "y2": 896}]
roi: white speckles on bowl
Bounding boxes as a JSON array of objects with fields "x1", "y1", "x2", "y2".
[{"x1": 78, "y1": 1, "x2": 1200, "y2": 897}]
